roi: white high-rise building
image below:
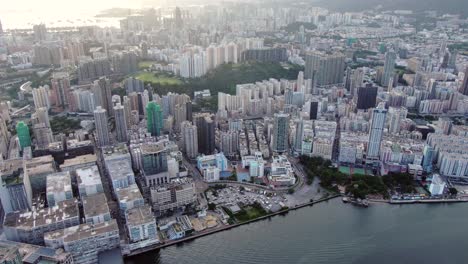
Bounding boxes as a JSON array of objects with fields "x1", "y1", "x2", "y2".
[
  {"x1": 114, "y1": 103, "x2": 128, "y2": 143},
  {"x1": 382, "y1": 51, "x2": 397, "y2": 87},
  {"x1": 32, "y1": 86, "x2": 50, "y2": 109},
  {"x1": 94, "y1": 106, "x2": 110, "y2": 147},
  {"x1": 388, "y1": 107, "x2": 407, "y2": 135},
  {"x1": 367, "y1": 103, "x2": 387, "y2": 161},
  {"x1": 181, "y1": 121, "x2": 198, "y2": 159}
]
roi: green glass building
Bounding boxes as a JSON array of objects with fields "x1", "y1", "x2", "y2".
[
  {"x1": 16, "y1": 121, "x2": 31, "y2": 150},
  {"x1": 146, "y1": 102, "x2": 163, "y2": 137}
]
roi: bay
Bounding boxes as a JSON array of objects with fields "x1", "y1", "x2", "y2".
[{"x1": 126, "y1": 198, "x2": 468, "y2": 264}]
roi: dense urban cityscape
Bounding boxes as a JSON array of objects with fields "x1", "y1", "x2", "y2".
[{"x1": 0, "y1": 0, "x2": 467, "y2": 263}]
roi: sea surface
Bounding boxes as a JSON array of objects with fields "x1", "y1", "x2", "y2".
[{"x1": 126, "y1": 198, "x2": 468, "y2": 264}]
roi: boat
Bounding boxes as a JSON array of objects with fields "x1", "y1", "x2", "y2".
[{"x1": 343, "y1": 196, "x2": 369, "y2": 207}]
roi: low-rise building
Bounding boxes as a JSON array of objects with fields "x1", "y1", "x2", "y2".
[
  {"x1": 150, "y1": 178, "x2": 196, "y2": 213},
  {"x1": 429, "y1": 174, "x2": 446, "y2": 196},
  {"x1": 76, "y1": 165, "x2": 103, "y2": 198},
  {"x1": 0, "y1": 240, "x2": 73, "y2": 263},
  {"x1": 4, "y1": 200, "x2": 80, "y2": 245},
  {"x1": 44, "y1": 220, "x2": 120, "y2": 264},
  {"x1": 125, "y1": 205, "x2": 159, "y2": 249},
  {"x1": 106, "y1": 159, "x2": 136, "y2": 194},
  {"x1": 46, "y1": 172, "x2": 73, "y2": 207},
  {"x1": 82, "y1": 193, "x2": 111, "y2": 225},
  {"x1": 268, "y1": 155, "x2": 296, "y2": 187},
  {"x1": 116, "y1": 184, "x2": 145, "y2": 217},
  {"x1": 60, "y1": 154, "x2": 97, "y2": 172},
  {"x1": 24, "y1": 155, "x2": 56, "y2": 197},
  {"x1": 197, "y1": 153, "x2": 228, "y2": 171},
  {"x1": 167, "y1": 215, "x2": 193, "y2": 240}
]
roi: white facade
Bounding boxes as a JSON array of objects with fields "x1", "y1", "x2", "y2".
[{"x1": 367, "y1": 103, "x2": 387, "y2": 160}]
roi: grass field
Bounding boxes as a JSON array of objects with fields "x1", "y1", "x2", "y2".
[
  {"x1": 138, "y1": 61, "x2": 156, "y2": 69},
  {"x1": 134, "y1": 72, "x2": 183, "y2": 85},
  {"x1": 233, "y1": 205, "x2": 268, "y2": 222}
]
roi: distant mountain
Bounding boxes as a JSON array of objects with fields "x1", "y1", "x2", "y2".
[{"x1": 312, "y1": 0, "x2": 468, "y2": 17}]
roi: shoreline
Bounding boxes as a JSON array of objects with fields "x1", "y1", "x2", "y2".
[
  {"x1": 368, "y1": 198, "x2": 468, "y2": 204},
  {"x1": 124, "y1": 194, "x2": 341, "y2": 258}
]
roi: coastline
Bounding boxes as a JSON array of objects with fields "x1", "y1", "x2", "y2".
[{"x1": 124, "y1": 194, "x2": 341, "y2": 258}]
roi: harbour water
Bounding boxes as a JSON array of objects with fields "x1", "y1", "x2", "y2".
[{"x1": 126, "y1": 198, "x2": 468, "y2": 264}]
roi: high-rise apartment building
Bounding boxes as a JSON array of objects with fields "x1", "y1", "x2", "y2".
[
  {"x1": 382, "y1": 51, "x2": 397, "y2": 87},
  {"x1": 367, "y1": 103, "x2": 387, "y2": 161},
  {"x1": 114, "y1": 103, "x2": 128, "y2": 143},
  {"x1": 93, "y1": 77, "x2": 113, "y2": 117},
  {"x1": 181, "y1": 121, "x2": 198, "y2": 159},
  {"x1": 305, "y1": 52, "x2": 345, "y2": 86},
  {"x1": 32, "y1": 86, "x2": 50, "y2": 109},
  {"x1": 272, "y1": 112, "x2": 290, "y2": 153},
  {"x1": 458, "y1": 67, "x2": 468, "y2": 96},
  {"x1": 93, "y1": 106, "x2": 110, "y2": 147},
  {"x1": 195, "y1": 114, "x2": 215, "y2": 155}
]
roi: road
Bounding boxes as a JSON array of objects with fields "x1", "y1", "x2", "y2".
[{"x1": 181, "y1": 156, "x2": 209, "y2": 209}]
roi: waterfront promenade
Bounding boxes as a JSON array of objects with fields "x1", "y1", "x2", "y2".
[{"x1": 124, "y1": 194, "x2": 341, "y2": 257}]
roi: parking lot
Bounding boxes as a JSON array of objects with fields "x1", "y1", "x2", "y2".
[{"x1": 206, "y1": 186, "x2": 288, "y2": 212}]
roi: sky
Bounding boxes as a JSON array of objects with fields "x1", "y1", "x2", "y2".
[
  {"x1": 0, "y1": 0, "x2": 145, "y2": 29},
  {"x1": 0, "y1": 0, "x2": 140, "y2": 12}
]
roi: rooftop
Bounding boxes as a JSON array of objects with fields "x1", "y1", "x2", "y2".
[
  {"x1": 83, "y1": 193, "x2": 109, "y2": 218},
  {"x1": 4, "y1": 200, "x2": 79, "y2": 229},
  {"x1": 106, "y1": 159, "x2": 134, "y2": 181},
  {"x1": 76, "y1": 165, "x2": 102, "y2": 187},
  {"x1": 66, "y1": 139, "x2": 92, "y2": 149},
  {"x1": 61, "y1": 154, "x2": 97, "y2": 169},
  {"x1": 116, "y1": 185, "x2": 143, "y2": 203},
  {"x1": 140, "y1": 142, "x2": 166, "y2": 155},
  {"x1": 0, "y1": 240, "x2": 71, "y2": 263},
  {"x1": 47, "y1": 172, "x2": 72, "y2": 194},
  {"x1": 126, "y1": 205, "x2": 155, "y2": 226},
  {"x1": 44, "y1": 219, "x2": 118, "y2": 243}
]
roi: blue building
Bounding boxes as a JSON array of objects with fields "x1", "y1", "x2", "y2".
[
  {"x1": 197, "y1": 153, "x2": 228, "y2": 171},
  {"x1": 422, "y1": 145, "x2": 434, "y2": 173}
]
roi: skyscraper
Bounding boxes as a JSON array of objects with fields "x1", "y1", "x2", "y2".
[
  {"x1": 195, "y1": 114, "x2": 215, "y2": 155},
  {"x1": 32, "y1": 86, "x2": 50, "y2": 109},
  {"x1": 0, "y1": 19, "x2": 3, "y2": 34},
  {"x1": 93, "y1": 106, "x2": 110, "y2": 147},
  {"x1": 16, "y1": 122, "x2": 31, "y2": 150},
  {"x1": 114, "y1": 103, "x2": 128, "y2": 143},
  {"x1": 146, "y1": 102, "x2": 163, "y2": 137},
  {"x1": 181, "y1": 121, "x2": 198, "y2": 159},
  {"x1": 51, "y1": 72, "x2": 71, "y2": 108},
  {"x1": 186, "y1": 101, "x2": 193, "y2": 122},
  {"x1": 422, "y1": 145, "x2": 434, "y2": 173},
  {"x1": 93, "y1": 78, "x2": 113, "y2": 117},
  {"x1": 458, "y1": 67, "x2": 468, "y2": 96},
  {"x1": 356, "y1": 84, "x2": 378, "y2": 110},
  {"x1": 272, "y1": 112, "x2": 290, "y2": 153},
  {"x1": 35, "y1": 107, "x2": 50, "y2": 128},
  {"x1": 382, "y1": 51, "x2": 396, "y2": 87},
  {"x1": 367, "y1": 103, "x2": 387, "y2": 161},
  {"x1": 294, "y1": 119, "x2": 304, "y2": 154},
  {"x1": 33, "y1": 24, "x2": 47, "y2": 42},
  {"x1": 305, "y1": 52, "x2": 345, "y2": 86},
  {"x1": 309, "y1": 100, "x2": 319, "y2": 120}
]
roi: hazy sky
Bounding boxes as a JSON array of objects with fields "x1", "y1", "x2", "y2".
[{"x1": 1, "y1": 0, "x2": 141, "y2": 12}]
